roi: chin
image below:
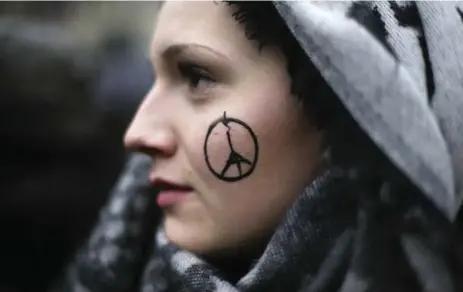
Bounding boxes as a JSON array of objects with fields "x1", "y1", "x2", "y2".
[{"x1": 163, "y1": 213, "x2": 218, "y2": 256}]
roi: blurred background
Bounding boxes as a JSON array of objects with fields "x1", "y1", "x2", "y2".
[{"x1": 0, "y1": 2, "x2": 160, "y2": 292}]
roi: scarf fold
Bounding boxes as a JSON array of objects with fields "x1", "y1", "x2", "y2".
[
  {"x1": 49, "y1": 154, "x2": 158, "y2": 292},
  {"x1": 51, "y1": 153, "x2": 458, "y2": 292},
  {"x1": 139, "y1": 169, "x2": 355, "y2": 292}
]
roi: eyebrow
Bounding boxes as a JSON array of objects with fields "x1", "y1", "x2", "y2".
[{"x1": 158, "y1": 43, "x2": 231, "y2": 62}]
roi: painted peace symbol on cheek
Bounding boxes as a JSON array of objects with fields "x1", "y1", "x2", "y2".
[{"x1": 203, "y1": 111, "x2": 259, "y2": 182}]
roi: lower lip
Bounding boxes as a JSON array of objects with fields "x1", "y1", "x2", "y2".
[{"x1": 156, "y1": 190, "x2": 191, "y2": 207}]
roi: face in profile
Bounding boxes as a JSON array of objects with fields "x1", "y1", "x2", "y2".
[{"x1": 124, "y1": 1, "x2": 324, "y2": 257}]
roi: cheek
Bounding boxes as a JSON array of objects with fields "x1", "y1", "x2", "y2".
[
  {"x1": 185, "y1": 87, "x2": 300, "y2": 185},
  {"x1": 182, "y1": 72, "x2": 309, "y2": 198}
]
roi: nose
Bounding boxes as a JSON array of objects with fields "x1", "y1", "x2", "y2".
[{"x1": 124, "y1": 93, "x2": 177, "y2": 157}]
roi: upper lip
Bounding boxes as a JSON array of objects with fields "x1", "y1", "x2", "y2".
[{"x1": 150, "y1": 177, "x2": 193, "y2": 191}]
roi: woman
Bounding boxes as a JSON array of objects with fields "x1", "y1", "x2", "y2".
[{"x1": 53, "y1": 2, "x2": 463, "y2": 292}]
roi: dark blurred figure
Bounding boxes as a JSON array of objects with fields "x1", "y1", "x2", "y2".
[
  {"x1": 90, "y1": 31, "x2": 153, "y2": 168},
  {"x1": 0, "y1": 2, "x2": 74, "y2": 22},
  {"x1": 94, "y1": 31, "x2": 153, "y2": 120},
  {"x1": 0, "y1": 19, "x2": 129, "y2": 292}
]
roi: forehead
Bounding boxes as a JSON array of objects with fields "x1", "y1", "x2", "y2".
[{"x1": 152, "y1": 1, "x2": 257, "y2": 60}]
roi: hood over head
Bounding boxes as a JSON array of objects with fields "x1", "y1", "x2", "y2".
[{"x1": 273, "y1": 1, "x2": 463, "y2": 220}]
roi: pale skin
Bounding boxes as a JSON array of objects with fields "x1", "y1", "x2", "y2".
[{"x1": 124, "y1": 1, "x2": 324, "y2": 257}]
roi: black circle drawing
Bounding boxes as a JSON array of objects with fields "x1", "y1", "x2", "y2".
[{"x1": 204, "y1": 111, "x2": 259, "y2": 182}]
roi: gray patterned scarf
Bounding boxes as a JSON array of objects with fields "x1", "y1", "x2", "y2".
[
  {"x1": 50, "y1": 152, "x2": 458, "y2": 292},
  {"x1": 274, "y1": 1, "x2": 463, "y2": 219},
  {"x1": 52, "y1": 154, "x2": 355, "y2": 292},
  {"x1": 140, "y1": 169, "x2": 351, "y2": 292}
]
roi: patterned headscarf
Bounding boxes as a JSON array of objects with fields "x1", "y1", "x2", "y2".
[{"x1": 275, "y1": 1, "x2": 463, "y2": 220}]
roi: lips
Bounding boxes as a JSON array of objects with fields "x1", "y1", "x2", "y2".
[{"x1": 151, "y1": 179, "x2": 193, "y2": 207}]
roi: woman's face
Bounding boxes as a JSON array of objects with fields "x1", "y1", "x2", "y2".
[{"x1": 125, "y1": 1, "x2": 323, "y2": 256}]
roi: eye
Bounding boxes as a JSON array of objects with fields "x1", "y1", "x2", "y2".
[{"x1": 178, "y1": 62, "x2": 215, "y2": 89}]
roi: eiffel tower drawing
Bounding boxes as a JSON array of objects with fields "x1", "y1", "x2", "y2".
[{"x1": 220, "y1": 112, "x2": 252, "y2": 178}]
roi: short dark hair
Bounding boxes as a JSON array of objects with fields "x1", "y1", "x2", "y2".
[{"x1": 226, "y1": 2, "x2": 462, "y2": 291}]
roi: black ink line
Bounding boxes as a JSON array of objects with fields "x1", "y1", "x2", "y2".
[
  {"x1": 204, "y1": 111, "x2": 258, "y2": 182},
  {"x1": 220, "y1": 117, "x2": 252, "y2": 177}
]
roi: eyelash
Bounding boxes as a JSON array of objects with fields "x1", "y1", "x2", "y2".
[{"x1": 178, "y1": 62, "x2": 216, "y2": 90}]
